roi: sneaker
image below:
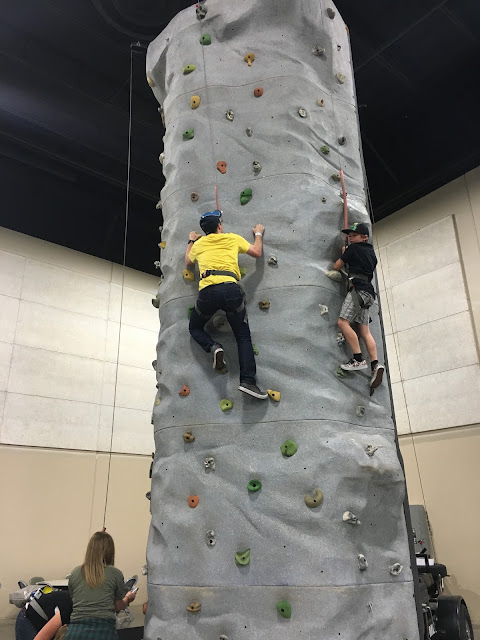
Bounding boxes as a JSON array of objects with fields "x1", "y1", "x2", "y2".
[
  {"x1": 211, "y1": 344, "x2": 226, "y2": 371},
  {"x1": 340, "y1": 358, "x2": 368, "y2": 371},
  {"x1": 370, "y1": 363, "x2": 385, "y2": 388},
  {"x1": 238, "y1": 382, "x2": 268, "y2": 400}
]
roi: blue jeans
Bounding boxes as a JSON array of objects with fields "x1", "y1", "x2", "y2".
[
  {"x1": 189, "y1": 282, "x2": 256, "y2": 384},
  {"x1": 15, "y1": 610, "x2": 37, "y2": 640}
]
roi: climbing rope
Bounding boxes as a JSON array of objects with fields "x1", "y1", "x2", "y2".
[{"x1": 339, "y1": 168, "x2": 349, "y2": 246}]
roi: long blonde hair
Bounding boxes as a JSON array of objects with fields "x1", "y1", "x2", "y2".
[{"x1": 81, "y1": 531, "x2": 115, "y2": 588}]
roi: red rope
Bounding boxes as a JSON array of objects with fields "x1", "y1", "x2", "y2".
[{"x1": 215, "y1": 185, "x2": 220, "y2": 211}]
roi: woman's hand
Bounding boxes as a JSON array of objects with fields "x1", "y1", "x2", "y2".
[{"x1": 125, "y1": 590, "x2": 137, "y2": 604}]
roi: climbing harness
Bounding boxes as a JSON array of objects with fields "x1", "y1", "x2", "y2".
[{"x1": 201, "y1": 269, "x2": 238, "y2": 280}]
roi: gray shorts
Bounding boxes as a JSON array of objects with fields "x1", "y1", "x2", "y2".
[{"x1": 339, "y1": 290, "x2": 374, "y2": 325}]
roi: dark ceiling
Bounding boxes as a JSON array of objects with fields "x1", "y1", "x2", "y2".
[{"x1": 1, "y1": 0, "x2": 479, "y2": 274}]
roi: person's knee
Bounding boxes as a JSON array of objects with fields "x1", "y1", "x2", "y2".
[
  {"x1": 338, "y1": 317, "x2": 348, "y2": 329},
  {"x1": 358, "y1": 323, "x2": 372, "y2": 338}
]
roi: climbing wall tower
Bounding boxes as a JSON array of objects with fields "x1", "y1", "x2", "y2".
[{"x1": 146, "y1": 1, "x2": 421, "y2": 638}]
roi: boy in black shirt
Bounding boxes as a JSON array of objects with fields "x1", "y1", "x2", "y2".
[{"x1": 333, "y1": 222, "x2": 384, "y2": 388}]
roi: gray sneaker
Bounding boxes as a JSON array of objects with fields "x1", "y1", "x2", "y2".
[
  {"x1": 238, "y1": 382, "x2": 268, "y2": 400},
  {"x1": 370, "y1": 364, "x2": 385, "y2": 388},
  {"x1": 340, "y1": 358, "x2": 368, "y2": 371},
  {"x1": 211, "y1": 344, "x2": 226, "y2": 371}
]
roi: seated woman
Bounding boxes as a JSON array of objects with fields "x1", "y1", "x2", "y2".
[{"x1": 64, "y1": 531, "x2": 136, "y2": 640}]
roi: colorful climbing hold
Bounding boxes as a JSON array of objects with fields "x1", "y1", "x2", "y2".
[
  {"x1": 268, "y1": 255, "x2": 278, "y2": 266},
  {"x1": 186, "y1": 600, "x2": 201, "y2": 613},
  {"x1": 190, "y1": 95, "x2": 201, "y2": 109},
  {"x1": 365, "y1": 445, "x2": 378, "y2": 457},
  {"x1": 220, "y1": 398, "x2": 233, "y2": 412},
  {"x1": 358, "y1": 554, "x2": 368, "y2": 571},
  {"x1": 188, "y1": 495, "x2": 199, "y2": 508},
  {"x1": 206, "y1": 530, "x2": 216, "y2": 546},
  {"x1": 235, "y1": 548, "x2": 251, "y2": 566},
  {"x1": 331, "y1": 173, "x2": 341, "y2": 182},
  {"x1": 319, "y1": 304, "x2": 328, "y2": 315},
  {"x1": 156, "y1": 200, "x2": 162, "y2": 210},
  {"x1": 312, "y1": 45, "x2": 326, "y2": 57},
  {"x1": 281, "y1": 440, "x2": 297, "y2": 456},
  {"x1": 304, "y1": 488, "x2": 324, "y2": 508},
  {"x1": 244, "y1": 52, "x2": 256, "y2": 66},
  {"x1": 147, "y1": 76, "x2": 155, "y2": 88},
  {"x1": 276, "y1": 600, "x2": 292, "y2": 619},
  {"x1": 326, "y1": 269, "x2": 342, "y2": 282},
  {"x1": 338, "y1": 136, "x2": 347, "y2": 145},
  {"x1": 327, "y1": 7, "x2": 336, "y2": 18},
  {"x1": 267, "y1": 389, "x2": 281, "y2": 401},
  {"x1": 204, "y1": 456, "x2": 215, "y2": 470},
  {"x1": 336, "y1": 332, "x2": 345, "y2": 346},
  {"x1": 343, "y1": 511, "x2": 361, "y2": 525},
  {"x1": 159, "y1": 152, "x2": 165, "y2": 165},
  {"x1": 187, "y1": 305, "x2": 194, "y2": 318},
  {"x1": 258, "y1": 301, "x2": 270, "y2": 310},
  {"x1": 225, "y1": 109, "x2": 234, "y2": 121},
  {"x1": 216, "y1": 161, "x2": 227, "y2": 174},
  {"x1": 322, "y1": 197, "x2": 327, "y2": 203},
  {"x1": 240, "y1": 188, "x2": 253, "y2": 205},
  {"x1": 317, "y1": 98, "x2": 325, "y2": 107},
  {"x1": 183, "y1": 269, "x2": 195, "y2": 282},
  {"x1": 356, "y1": 406, "x2": 366, "y2": 418},
  {"x1": 246, "y1": 127, "x2": 253, "y2": 137},
  {"x1": 336, "y1": 72, "x2": 346, "y2": 84},
  {"x1": 191, "y1": 193, "x2": 199, "y2": 203},
  {"x1": 196, "y1": 3, "x2": 207, "y2": 19},
  {"x1": 155, "y1": 398, "x2": 161, "y2": 406},
  {"x1": 254, "y1": 87, "x2": 263, "y2": 97},
  {"x1": 145, "y1": 491, "x2": 151, "y2": 500},
  {"x1": 252, "y1": 160, "x2": 262, "y2": 173},
  {"x1": 336, "y1": 366, "x2": 347, "y2": 378},
  {"x1": 321, "y1": 145, "x2": 330, "y2": 155},
  {"x1": 183, "y1": 64, "x2": 196, "y2": 75},
  {"x1": 183, "y1": 430, "x2": 195, "y2": 443},
  {"x1": 239, "y1": 267, "x2": 247, "y2": 278},
  {"x1": 389, "y1": 563, "x2": 403, "y2": 576},
  {"x1": 152, "y1": 297, "x2": 160, "y2": 309},
  {"x1": 199, "y1": 34, "x2": 211, "y2": 45},
  {"x1": 247, "y1": 479, "x2": 262, "y2": 493},
  {"x1": 182, "y1": 129, "x2": 194, "y2": 140},
  {"x1": 179, "y1": 384, "x2": 190, "y2": 397},
  {"x1": 159, "y1": 241, "x2": 166, "y2": 249},
  {"x1": 252, "y1": 344, "x2": 259, "y2": 355},
  {"x1": 298, "y1": 108, "x2": 307, "y2": 118}
]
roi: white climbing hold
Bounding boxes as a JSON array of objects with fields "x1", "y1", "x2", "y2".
[
  {"x1": 204, "y1": 456, "x2": 215, "y2": 470},
  {"x1": 153, "y1": 261, "x2": 161, "y2": 269},
  {"x1": 317, "y1": 97, "x2": 325, "y2": 107},
  {"x1": 312, "y1": 45, "x2": 326, "y2": 57},
  {"x1": 356, "y1": 405, "x2": 365, "y2": 418},
  {"x1": 246, "y1": 127, "x2": 253, "y2": 137},
  {"x1": 158, "y1": 106, "x2": 165, "y2": 127},
  {"x1": 358, "y1": 554, "x2": 368, "y2": 571},
  {"x1": 343, "y1": 511, "x2": 361, "y2": 525},
  {"x1": 338, "y1": 136, "x2": 347, "y2": 145},
  {"x1": 226, "y1": 109, "x2": 234, "y2": 121},
  {"x1": 196, "y1": 3, "x2": 207, "y2": 20},
  {"x1": 336, "y1": 72, "x2": 346, "y2": 84},
  {"x1": 326, "y1": 269, "x2": 342, "y2": 282},
  {"x1": 365, "y1": 445, "x2": 378, "y2": 457},
  {"x1": 268, "y1": 255, "x2": 278, "y2": 266},
  {"x1": 152, "y1": 295, "x2": 160, "y2": 308},
  {"x1": 206, "y1": 530, "x2": 216, "y2": 547},
  {"x1": 159, "y1": 152, "x2": 165, "y2": 165},
  {"x1": 298, "y1": 107, "x2": 307, "y2": 118},
  {"x1": 141, "y1": 564, "x2": 148, "y2": 576},
  {"x1": 336, "y1": 332, "x2": 345, "y2": 346},
  {"x1": 220, "y1": 636, "x2": 228, "y2": 640},
  {"x1": 252, "y1": 160, "x2": 262, "y2": 173},
  {"x1": 332, "y1": 173, "x2": 341, "y2": 182},
  {"x1": 319, "y1": 304, "x2": 328, "y2": 315},
  {"x1": 155, "y1": 200, "x2": 162, "y2": 210},
  {"x1": 389, "y1": 563, "x2": 403, "y2": 576}
]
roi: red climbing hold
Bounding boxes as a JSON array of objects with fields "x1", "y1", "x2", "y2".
[
  {"x1": 188, "y1": 495, "x2": 199, "y2": 508},
  {"x1": 254, "y1": 87, "x2": 264, "y2": 97},
  {"x1": 216, "y1": 161, "x2": 227, "y2": 174},
  {"x1": 179, "y1": 384, "x2": 190, "y2": 397}
]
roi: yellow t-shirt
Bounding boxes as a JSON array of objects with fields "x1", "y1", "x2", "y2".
[{"x1": 189, "y1": 232, "x2": 250, "y2": 290}]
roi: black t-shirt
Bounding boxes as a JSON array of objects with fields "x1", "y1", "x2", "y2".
[
  {"x1": 25, "y1": 590, "x2": 73, "y2": 632},
  {"x1": 342, "y1": 242, "x2": 377, "y2": 297}
]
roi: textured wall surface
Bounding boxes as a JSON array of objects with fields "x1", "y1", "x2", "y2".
[{"x1": 146, "y1": 1, "x2": 420, "y2": 638}]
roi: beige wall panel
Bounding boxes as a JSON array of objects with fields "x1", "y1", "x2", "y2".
[
  {"x1": 98, "y1": 405, "x2": 153, "y2": 455},
  {"x1": 0, "y1": 391, "x2": 5, "y2": 431},
  {"x1": 399, "y1": 425, "x2": 480, "y2": 624},
  {"x1": 112, "y1": 263, "x2": 160, "y2": 294},
  {"x1": 108, "y1": 284, "x2": 158, "y2": 332},
  {"x1": 0, "y1": 341, "x2": 13, "y2": 391},
  {"x1": 0, "y1": 250, "x2": 25, "y2": 297},
  {"x1": 1, "y1": 393, "x2": 100, "y2": 449},
  {"x1": 385, "y1": 216, "x2": 457, "y2": 288},
  {"x1": 403, "y1": 365, "x2": 480, "y2": 433},
  {"x1": 21, "y1": 259, "x2": 111, "y2": 320},
  {"x1": 15, "y1": 301, "x2": 107, "y2": 360},
  {"x1": 397, "y1": 312, "x2": 477, "y2": 380},
  {"x1": 378, "y1": 292, "x2": 394, "y2": 336},
  {"x1": 463, "y1": 167, "x2": 480, "y2": 344},
  {"x1": 8, "y1": 345, "x2": 105, "y2": 404},
  {"x1": 115, "y1": 323, "x2": 157, "y2": 370},
  {"x1": 0, "y1": 227, "x2": 112, "y2": 281},
  {"x1": 113, "y1": 365, "x2": 156, "y2": 411},
  {"x1": 0, "y1": 294, "x2": 20, "y2": 344},
  {"x1": 391, "y1": 382, "x2": 409, "y2": 435},
  {"x1": 384, "y1": 334, "x2": 401, "y2": 383},
  {"x1": 392, "y1": 262, "x2": 468, "y2": 332}
]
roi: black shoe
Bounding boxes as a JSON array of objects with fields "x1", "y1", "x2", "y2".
[
  {"x1": 211, "y1": 344, "x2": 226, "y2": 371},
  {"x1": 238, "y1": 382, "x2": 268, "y2": 400}
]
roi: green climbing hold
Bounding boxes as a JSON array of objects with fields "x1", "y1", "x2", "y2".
[
  {"x1": 187, "y1": 305, "x2": 194, "y2": 318},
  {"x1": 304, "y1": 488, "x2": 324, "y2": 508},
  {"x1": 336, "y1": 366, "x2": 347, "y2": 378},
  {"x1": 235, "y1": 548, "x2": 251, "y2": 566},
  {"x1": 247, "y1": 479, "x2": 262, "y2": 493},
  {"x1": 276, "y1": 600, "x2": 292, "y2": 619},
  {"x1": 220, "y1": 398, "x2": 233, "y2": 412},
  {"x1": 239, "y1": 267, "x2": 247, "y2": 278},
  {"x1": 183, "y1": 64, "x2": 196, "y2": 75},
  {"x1": 321, "y1": 145, "x2": 330, "y2": 154},
  {"x1": 240, "y1": 188, "x2": 253, "y2": 205},
  {"x1": 183, "y1": 129, "x2": 194, "y2": 140},
  {"x1": 252, "y1": 344, "x2": 259, "y2": 355},
  {"x1": 200, "y1": 34, "x2": 211, "y2": 45},
  {"x1": 281, "y1": 440, "x2": 297, "y2": 457}
]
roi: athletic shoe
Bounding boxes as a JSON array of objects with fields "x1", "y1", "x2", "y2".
[
  {"x1": 370, "y1": 363, "x2": 385, "y2": 388},
  {"x1": 238, "y1": 382, "x2": 268, "y2": 400},
  {"x1": 211, "y1": 344, "x2": 226, "y2": 371},
  {"x1": 340, "y1": 358, "x2": 368, "y2": 371}
]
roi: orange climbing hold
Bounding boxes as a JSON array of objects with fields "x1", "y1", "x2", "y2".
[
  {"x1": 188, "y1": 495, "x2": 199, "y2": 508},
  {"x1": 254, "y1": 87, "x2": 263, "y2": 97},
  {"x1": 216, "y1": 161, "x2": 227, "y2": 174},
  {"x1": 159, "y1": 241, "x2": 166, "y2": 249},
  {"x1": 179, "y1": 384, "x2": 190, "y2": 397}
]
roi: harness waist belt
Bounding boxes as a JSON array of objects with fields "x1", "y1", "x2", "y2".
[
  {"x1": 201, "y1": 270, "x2": 239, "y2": 281},
  {"x1": 348, "y1": 272, "x2": 370, "y2": 282}
]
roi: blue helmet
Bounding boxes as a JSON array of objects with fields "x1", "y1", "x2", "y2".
[{"x1": 200, "y1": 210, "x2": 223, "y2": 234}]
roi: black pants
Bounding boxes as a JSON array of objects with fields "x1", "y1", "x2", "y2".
[{"x1": 189, "y1": 282, "x2": 256, "y2": 384}]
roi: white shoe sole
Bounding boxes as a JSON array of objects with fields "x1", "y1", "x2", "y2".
[
  {"x1": 213, "y1": 348, "x2": 226, "y2": 371},
  {"x1": 238, "y1": 385, "x2": 268, "y2": 400},
  {"x1": 340, "y1": 362, "x2": 368, "y2": 371},
  {"x1": 370, "y1": 365, "x2": 385, "y2": 388}
]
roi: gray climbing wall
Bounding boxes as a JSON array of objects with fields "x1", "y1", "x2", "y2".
[{"x1": 146, "y1": 1, "x2": 421, "y2": 638}]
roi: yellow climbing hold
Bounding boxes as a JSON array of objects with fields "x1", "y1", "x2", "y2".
[
  {"x1": 147, "y1": 76, "x2": 155, "y2": 88},
  {"x1": 267, "y1": 389, "x2": 281, "y2": 402},
  {"x1": 155, "y1": 398, "x2": 161, "y2": 406},
  {"x1": 159, "y1": 241, "x2": 166, "y2": 249},
  {"x1": 183, "y1": 269, "x2": 195, "y2": 282},
  {"x1": 190, "y1": 95, "x2": 201, "y2": 109},
  {"x1": 244, "y1": 52, "x2": 255, "y2": 66}
]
